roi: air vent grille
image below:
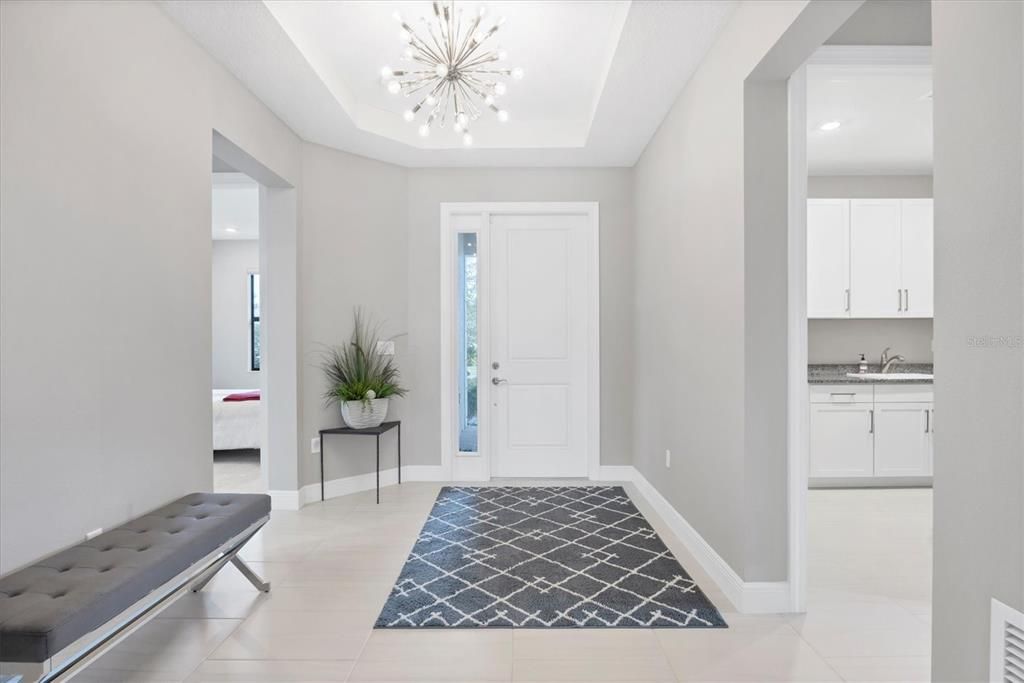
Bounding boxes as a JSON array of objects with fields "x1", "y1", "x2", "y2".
[{"x1": 993, "y1": 599, "x2": 1024, "y2": 683}]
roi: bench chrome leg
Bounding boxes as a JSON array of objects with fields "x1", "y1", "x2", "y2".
[{"x1": 230, "y1": 556, "x2": 270, "y2": 592}]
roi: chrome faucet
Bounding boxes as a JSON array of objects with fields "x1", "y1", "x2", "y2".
[{"x1": 880, "y1": 347, "x2": 905, "y2": 373}]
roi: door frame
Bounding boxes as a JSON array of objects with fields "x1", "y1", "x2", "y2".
[
  {"x1": 439, "y1": 202, "x2": 601, "y2": 482},
  {"x1": 786, "y1": 45, "x2": 932, "y2": 611}
]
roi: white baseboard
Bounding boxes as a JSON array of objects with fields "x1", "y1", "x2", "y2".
[
  {"x1": 274, "y1": 465, "x2": 451, "y2": 508},
  {"x1": 628, "y1": 467, "x2": 793, "y2": 614}
]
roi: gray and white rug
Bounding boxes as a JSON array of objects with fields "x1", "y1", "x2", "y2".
[{"x1": 375, "y1": 486, "x2": 727, "y2": 628}]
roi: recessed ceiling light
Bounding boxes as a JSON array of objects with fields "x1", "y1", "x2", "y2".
[
  {"x1": 819, "y1": 120, "x2": 841, "y2": 132},
  {"x1": 225, "y1": 226, "x2": 239, "y2": 233}
]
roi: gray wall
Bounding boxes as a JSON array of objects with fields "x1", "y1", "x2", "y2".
[
  {"x1": 299, "y1": 143, "x2": 409, "y2": 486},
  {"x1": 212, "y1": 240, "x2": 260, "y2": 390},
  {"x1": 826, "y1": 0, "x2": 931, "y2": 46},
  {"x1": 296, "y1": 160, "x2": 634, "y2": 486},
  {"x1": 0, "y1": 0, "x2": 301, "y2": 573},
  {"x1": 632, "y1": 1, "x2": 813, "y2": 581},
  {"x1": 808, "y1": 175, "x2": 934, "y2": 364},
  {"x1": 932, "y1": 1, "x2": 1023, "y2": 680}
]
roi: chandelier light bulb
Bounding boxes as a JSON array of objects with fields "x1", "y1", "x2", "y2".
[
  {"x1": 497, "y1": 109, "x2": 509, "y2": 122},
  {"x1": 494, "y1": 82, "x2": 507, "y2": 96},
  {"x1": 381, "y1": 66, "x2": 394, "y2": 80},
  {"x1": 435, "y1": 64, "x2": 448, "y2": 78},
  {"x1": 511, "y1": 67, "x2": 524, "y2": 80},
  {"x1": 425, "y1": 94, "x2": 438, "y2": 106},
  {"x1": 387, "y1": 80, "x2": 401, "y2": 95},
  {"x1": 403, "y1": 110, "x2": 415, "y2": 122},
  {"x1": 402, "y1": 47, "x2": 414, "y2": 61},
  {"x1": 463, "y1": 132, "x2": 473, "y2": 146},
  {"x1": 473, "y1": 31, "x2": 485, "y2": 44},
  {"x1": 456, "y1": 112, "x2": 469, "y2": 127},
  {"x1": 484, "y1": 94, "x2": 495, "y2": 106},
  {"x1": 392, "y1": 11, "x2": 402, "y2": 23},
  {"x1": 454, "y1": 121, "x2": 463, "y2": 132},
  {"x1": 418, "y1": 124, "x2": 430, "y2": 137},
  {"x1": 478, "y1": 5, "x2": 487, "y2": 17},
  {"x1": 398, "y1": 29, "x2": 412, "y2": 43}
]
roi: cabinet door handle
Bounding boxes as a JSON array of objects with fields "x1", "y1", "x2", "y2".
[
  {"x1": 925, "y1": 408, "x2": 930, "y2": 433},
  {"x1": 869, "y1": 409, "x2": 874, "y2": 434},
  {"x1": 845, "y1": 288, "x2": 850, "y2": 312},
  {"x1": 930, "y1": 409, "x2": 934, "y2": 434},
  {"x1": 904, "y1": 289, "x2": 909, "y2": 312},
  {"x1": 897, "y1": 289, "x2": 903, "y2": 312}
]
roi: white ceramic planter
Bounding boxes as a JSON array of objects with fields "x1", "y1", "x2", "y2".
[{"x1": 340, "y1": 397, "x2": 389, "y2": 429}]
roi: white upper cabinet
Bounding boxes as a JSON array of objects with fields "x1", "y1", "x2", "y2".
[
  {"x1": 807, "y1": 200, "x2": 851, "y2": 318},
  {"x1": 900, "y1": 199, "x2": 935, "y2": 317},
  {"x1": 850, "y1": 200, "x2": 903, "y2": 317},
  {"x1": 807, "y1": 198, "x2": 934, "y2": 319}
]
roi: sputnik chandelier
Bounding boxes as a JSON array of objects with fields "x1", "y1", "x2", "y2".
[{"x1": 380, "y1": 1, "x2": 524, "y2": 146}]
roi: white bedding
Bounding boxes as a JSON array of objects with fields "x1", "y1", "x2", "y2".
[{"x1": 212, "y1": 390, "x2": 262, "y2": 451}]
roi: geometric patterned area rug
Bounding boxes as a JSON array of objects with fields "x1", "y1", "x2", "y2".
[{"x1": 375, "y1": 486, "x2": 727, "y2": 628}]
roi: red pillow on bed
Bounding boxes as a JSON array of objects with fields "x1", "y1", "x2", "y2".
[{"x1": 223, "y1": 390, "x2": 260, "y2": 402}]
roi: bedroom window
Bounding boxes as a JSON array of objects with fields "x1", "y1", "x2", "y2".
[{"x1": 249, "y1": 272, "x2": 260, "y2": 372}]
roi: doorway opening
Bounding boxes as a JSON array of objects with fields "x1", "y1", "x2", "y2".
[
  {"x1": 782, "y1": 23, "x2": 934, "y2": 673},
  {"x1": 211, "y1": 166, "x2": 264, "y2": 493},
  {"x1": 440, "y1": 203, "x2": 601, "y2": 482}
]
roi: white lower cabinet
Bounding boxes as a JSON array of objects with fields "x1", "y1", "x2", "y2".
[
  {"x1": 810, "y1": 384, "x2": 933, "y2": 483},
  {"x1": 873, "y1": 402, "x2": 932, "y2": 477},
  {"x1": 809, "y1": 404, "x2": 874, "y2": 477}
]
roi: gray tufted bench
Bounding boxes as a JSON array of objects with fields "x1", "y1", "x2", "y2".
[{"x1": 0, "y1": 492, "x2": 271, "y2": 682}]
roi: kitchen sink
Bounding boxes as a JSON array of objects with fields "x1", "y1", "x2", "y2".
[{"x1": 846, "y1": 372, "x2": 934, "y2": 381}]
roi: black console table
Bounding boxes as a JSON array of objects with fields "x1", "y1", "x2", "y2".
[{"x1": 319, "y1": 421, "x2": 401, "y2": 504}]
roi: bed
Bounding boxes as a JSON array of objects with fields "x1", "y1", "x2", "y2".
[{"x1": 212, "y1": 390, "x2": 262, "y2": 451}]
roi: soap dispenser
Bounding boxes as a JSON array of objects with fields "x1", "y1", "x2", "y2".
[{"x1": 858, "y1": 354, "x2": 868, "y2": 374}]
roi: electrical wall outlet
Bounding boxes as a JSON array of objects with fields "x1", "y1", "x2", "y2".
[
  {"x1": 85, "y1": 528, "x2": 103, "y2": 540},
  {"x1": 376, "y1": 340, "x2": 396, "y2": 356},
  {"x1": 665, "y1": 449, "x2": 671, "y2": 468},
  {"x1": 311, "y1": 437, "x2": 321, "y2": 453}
]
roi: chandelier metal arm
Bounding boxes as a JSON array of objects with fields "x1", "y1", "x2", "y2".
[{"x1": 382, "y1": 1, "x2": 523, "y2": 144}]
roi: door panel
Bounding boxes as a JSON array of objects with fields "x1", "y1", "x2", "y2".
[
  {"x1": 900, "y1": 199, "x2": 934, "y2": 317},
  {"x1": 491, "y1": 213, "x2": 589, "y2": 478},
  {"x1": 809, "y1": 404, "x2": 874, "y2": 477},
  {"x1": 874, "y1": 402, "x2": 931, "y2": 477},
  {"x1": 807, "y1": 200, "x2": 850, "y2": 318},
  {"x1": 850, "y1": 200, "x2": 902, "y2": 318}
]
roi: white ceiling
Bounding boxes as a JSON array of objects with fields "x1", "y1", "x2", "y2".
[
  {"x1": 159, "y1": 0, "x2": 736, "y2": 167},
  {"x1": 212, "y1": 173, "x2": 259, "y2": 240},
  {"x1": 807, "y1": 65, "x2": 933, "y2": 176}
]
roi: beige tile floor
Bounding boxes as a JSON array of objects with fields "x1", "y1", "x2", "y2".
[{"x1": 72, "y1": 482, "x2": 932, "y2": 682}]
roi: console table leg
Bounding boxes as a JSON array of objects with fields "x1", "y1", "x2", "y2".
[
  {"x1": 398, "y1": 423, "x2": 402, "y2": 485},
  {"x1": 320, "y1": 436, "x2": 325, "y2": 502},
  {"x1": 376, "y1": 434, "x2": 381, "y2": 504}
]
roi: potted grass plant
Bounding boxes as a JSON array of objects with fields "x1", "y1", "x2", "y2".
[{"x1": 322, "y1": 309, "x2": 407, "y2": 429}]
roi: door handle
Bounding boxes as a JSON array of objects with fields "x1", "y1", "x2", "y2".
[
  {"x1": 925, "y1": 408, "x2": 930, "y2": 433},
  {"x1": 491, "y1": 377, "x2": 507, "y2": 386},
  {"x1": 844, "y1": 288, "x2": 850, "y2": 312},
  {"x1": 904, "y1": 289, "x2": 909, "y2": 312},
  {"x1": 869, "y1": 409, "x2": 874, "y2": 434},
  {"x1": 897, "y1": 289, "x2": 902, "y2": 312}
]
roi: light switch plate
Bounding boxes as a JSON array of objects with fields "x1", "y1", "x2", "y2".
[
  {"x1": 311, "y1": 437, "x2": 321, "y2": 453},
  {"x1": 665, "y1": 449, "x2": 671, "y2": 468}
]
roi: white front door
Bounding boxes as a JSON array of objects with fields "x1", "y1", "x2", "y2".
[{"x1": 489, "y1": 212, "x2": 591, "y2": 478}]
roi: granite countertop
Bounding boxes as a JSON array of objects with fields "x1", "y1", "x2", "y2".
[{"x1": 808, "y1": 363, "x2": 934, "y2": 385}]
